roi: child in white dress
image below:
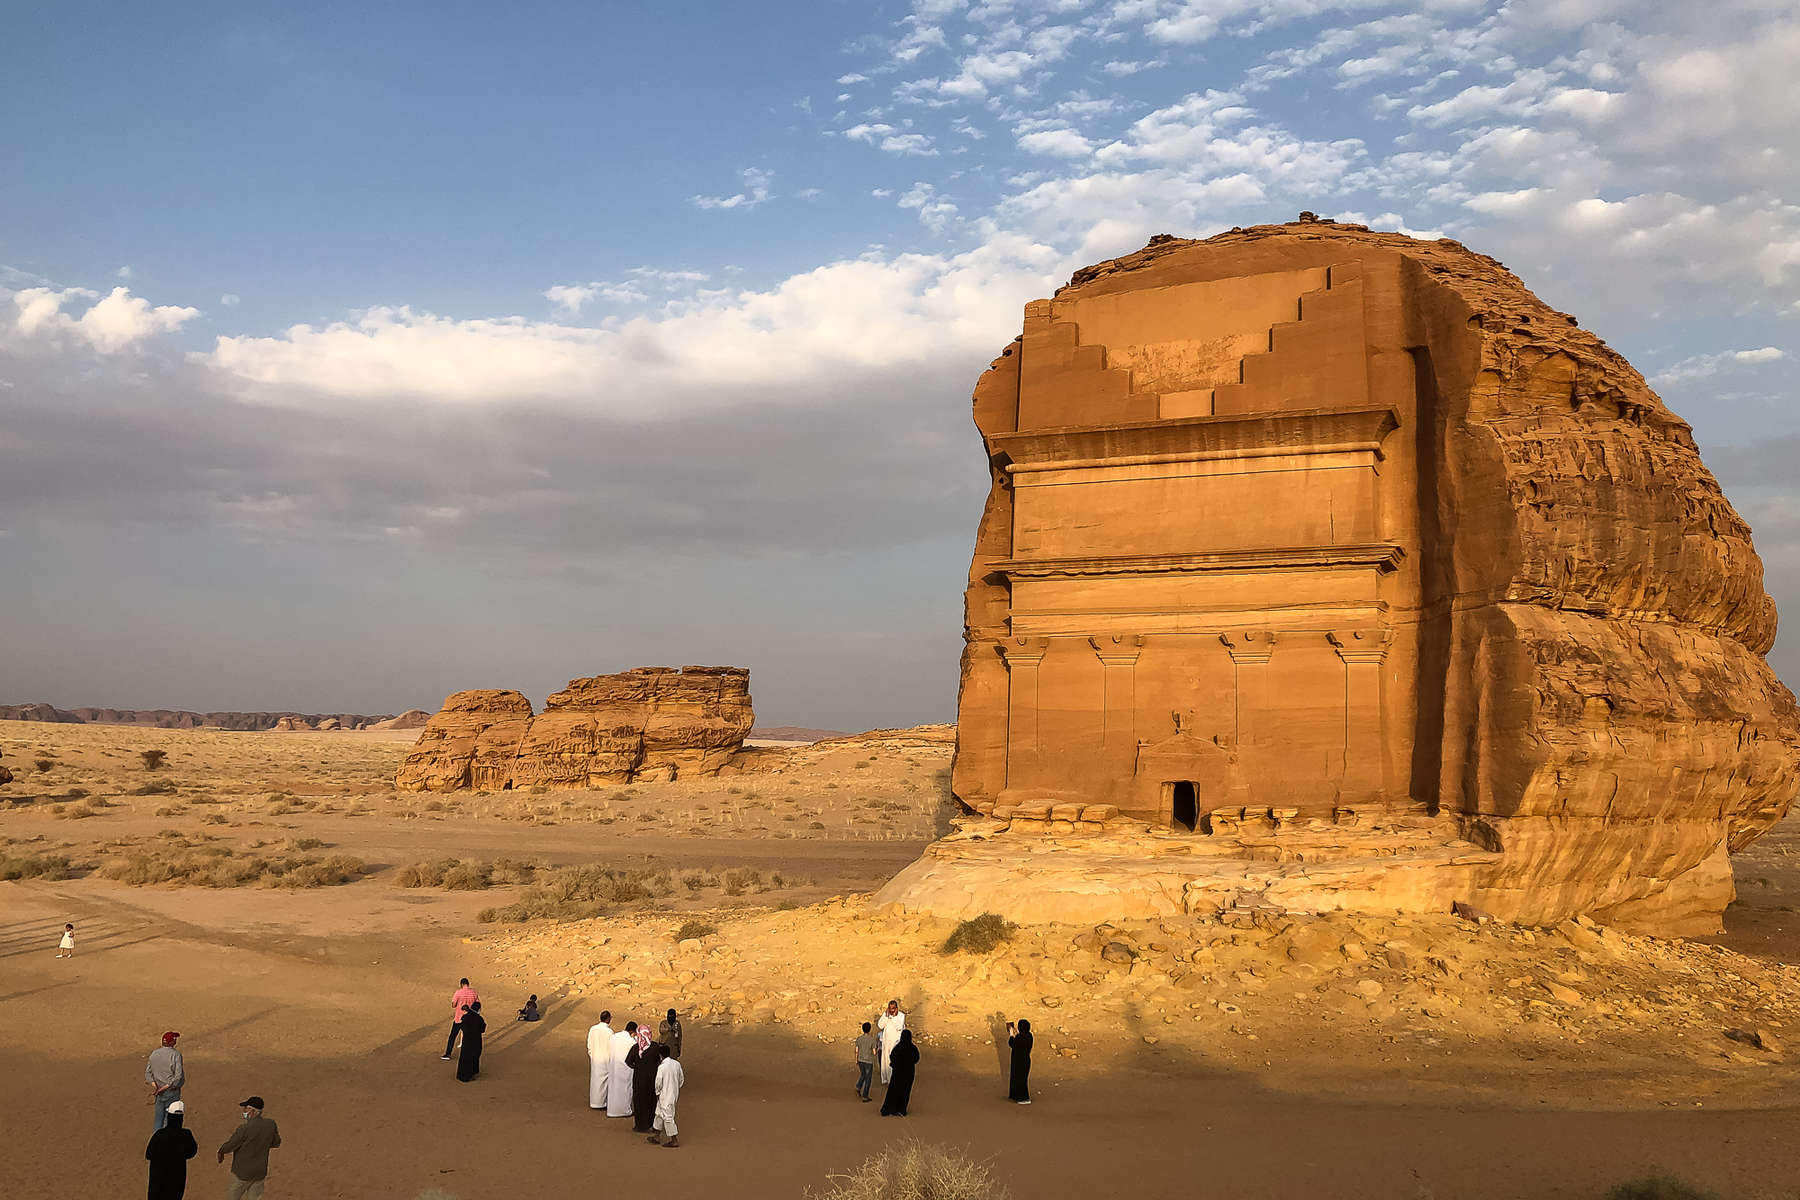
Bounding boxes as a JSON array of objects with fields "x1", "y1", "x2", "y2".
[{"x1": 57, "y1": 923, "x2": 74, "y2": 957}]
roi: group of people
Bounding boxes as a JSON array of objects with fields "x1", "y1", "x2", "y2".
[
  {"x1": 850, "y1": 1001, "x2": 1034, "y2": 1115},
  {"x1": 142, "y1": 1031, "x2": 282, "y2": 1200},
  {"x1": 586, "y1": 1008, "x2": 687, "y2": 1147}
]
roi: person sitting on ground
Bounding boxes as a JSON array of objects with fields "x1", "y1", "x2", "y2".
[
  {"x1": 145, "y1": 1098, "x2": 197, "y2": 1200},
  {"x1": 517, "y1": 995, "x2": 541, "y2": 1022}
]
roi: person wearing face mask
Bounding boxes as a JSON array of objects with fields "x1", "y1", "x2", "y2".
[
  {"x1": 216, "y1": 1096, "x2": 281, "y2": 1199},
  {"x1": 144, "y1": 1098, "x2": 197, "y2": 1200}
]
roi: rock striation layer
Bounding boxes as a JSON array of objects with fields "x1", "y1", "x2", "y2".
[
  {"x1": 396, "y1": 668, "x2": 754, "y2": 792},
  {"x1": 901, "y1": 217, "x2": 1800, "y2": 936}
]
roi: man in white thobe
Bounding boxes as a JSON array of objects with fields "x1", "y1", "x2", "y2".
[
  {"x1": 876, "y1": 999, "x2": 906, "y2": 1085},
  {"x1": 650, "y1": 1048, "x2": 685, "y2": 1148},
  {"x1": 586, "y1": 1011, "x2": 615, "y2": 1110},
  {"x1": 606, "y1": 1021, "x2": 638, "y2": 1117}
]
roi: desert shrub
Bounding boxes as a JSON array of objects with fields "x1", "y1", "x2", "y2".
[
  {"x1": 442, "y1": 861, "x2": 493, "y2": 890},
  {"x1": 941, "y1": 913, "x2": 1016, "y2": 956},
  {"x1": 34, "y1": 758, "x2": 54, "y2": 772},
  {"x1": 777, "y1": 899, "x2": 800, "y2": 911},
  {"x1": 1607, "y1": 1178, "x2": 1714, "y2": 1200},
  {"x1": 811, "y1": 1142, "x2": 1010, "y2": 1200},
  {"x1": 682, "y1": 873, "x2": 707, "y2": 891},
  {"x1": 478, "y1": 864, "x2": 669, "y2": 923},
  {"x1": 131, "y1": 780, "x2": 177, "y2": 796},
  {"x1": 288, "y1": 837, "x2": 325, "y2": 851},
  {"x1": 139, "y1": 749, "x2": 167, "y2": 770},
  {"x1": 674, "y1": 918, "x2": 718, "y2": 941},
  {"x1": 60, "y1": 803, "x2": 99, "y2": 820},
  {"x1": 0, "y1": 853, "x2": 77, "y2": 881},
  {"x1": 723, "y1": 867, "x2": 763, "y2": 896},
  {"x1": 201, "y1": 813, "x2": 228, "y2": 826},
  {"x1": 810, "y1": 820, "x2": 826, "y2": 830},
  {"x1": 62, "y1": 787, "x2": 90, "y2": 800},
  {"x1": 98, "y1": 847, "x2": 366, "y2": 889}
]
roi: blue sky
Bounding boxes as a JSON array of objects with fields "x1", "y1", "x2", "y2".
[{"x1": 2, "y1": 0, "x2": 1796, "y2": 726}]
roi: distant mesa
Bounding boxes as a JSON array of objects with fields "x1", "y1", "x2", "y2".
[
  {"x1": 748, "y1": 725, "x2": 849, "y2": 743},
  {"x1": 396, "y1": 667, "x2": 755, "y2": 793},
  {"x1": 0, "y1": 704, "x2": 403, "y2": 731},
  {"x1": 370, "y1": 709, "x2": 432, "y2": 731},
  {"x1": 881, "y1": 218, "x2": 1800, "y2": 937}
]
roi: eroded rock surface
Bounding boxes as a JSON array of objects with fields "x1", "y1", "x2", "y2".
[
  {"x1": 926, "y1": 217, "x2": 1799, "y2": 935},
  {"x1": 396, "y1": 668, "x2": 753, "y2": 792}
]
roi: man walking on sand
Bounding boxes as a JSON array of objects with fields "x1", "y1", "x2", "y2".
[
  {"x1": 587, "y1": 1010, "x2": 615, "y2": 1111},
  {"x1": 146, "y1": 1031, "x2": 185, "y2": 1131},
  {"x1": 217, "y1": 1096, "x2": 281, "y2": 1199},
  {"x1": 443, "y1": 977, "x2": 478, "y2": 1060}
]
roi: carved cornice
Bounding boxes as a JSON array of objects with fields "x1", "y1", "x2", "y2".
[
  {"x1": 1219, "y1": 630, "x2": 1277, "y2": 664},
  {"x1": 990, "y1": 406, "x2": 1399, "y2": 473},
  {"x1": 1088, "y1": 633, "x2": 1145, "y2": 666},
  {"x1": 998, "y1": 636, "x2": 1050, "y2": 668},
  {"x1": 990, "y1": 544, "x2": 1405, "y2": 581},
  {"x1": 1328, "y1": 628, "x2": 1393, "y2": 664}
]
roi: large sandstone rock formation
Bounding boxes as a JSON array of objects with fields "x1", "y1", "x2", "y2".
[
  {"x1": 890, "y1": 217, "x2": 1800, "y2": 935},
  {"x1": 396, "y1": 668, "x2": 754, "y2": 792}
]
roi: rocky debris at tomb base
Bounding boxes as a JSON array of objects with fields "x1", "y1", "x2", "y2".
[
  {"x1": 396, "y1": 667, "x2": 754, "y2": 793},
  {"x1": 475, "y1": 898, "x2": 1800, "y2": 1085},
  {"x1": 938, "y1": 218, "x2": 1800, "y2": 937}
]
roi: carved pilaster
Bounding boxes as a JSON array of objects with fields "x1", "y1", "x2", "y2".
[
  {"x1": 1219, "y1": 631, "x2": 1276, "y2": 750},
  {"x1": 1329, "y1": 629, "x2": 1392, "y2": 801},
  {"x1": 999, "y1": 636, "x2": 1050, "y2": 757},
  {"x1": 1088, "y1": 634, "x2": 1144, "y2": 746}
]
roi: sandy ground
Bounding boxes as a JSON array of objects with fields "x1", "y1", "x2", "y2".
[{"x1": 6, "y1": 721, "x2": 1800, "y2": 1198}]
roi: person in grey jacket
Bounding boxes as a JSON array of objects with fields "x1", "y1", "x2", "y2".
[{"x1": 146, "y1": 1031, "x2": 184, "y2": 1131}]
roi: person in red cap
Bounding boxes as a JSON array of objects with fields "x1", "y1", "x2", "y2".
[{"x1": 145, "y1": 1031, "x2": 184, "y2": 1131}]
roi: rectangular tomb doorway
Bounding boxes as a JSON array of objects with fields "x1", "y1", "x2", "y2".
[{"x1": 1170, "y1": 781, "x2": 1199, "y2": 832}]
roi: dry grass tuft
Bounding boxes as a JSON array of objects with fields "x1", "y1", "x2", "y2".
[
  {"x1": 1607, "y1": 1178, "x2": 1714, "y2": 1200},
  {"x1": 96, "y1": 842, "x2": 366, "y2": 889},
  {"x1": 941, "y1": 913, "x2": 1016, "y2": 956},
  {"x1": 673, "y1": 918, "x2": 718, "y2": 941},
  {"x1": 811, "y1": 1142, "x2": 1011, "y2": 1200},
  {"x1": 0, "y1": 852, "x2": 79, "y2": 880}
]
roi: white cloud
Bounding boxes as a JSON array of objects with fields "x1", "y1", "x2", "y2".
[
  {"x1": 1651, "y1": 347, "x2": 1788, "y2": 387},
  {"x1": 204, "y1": 235, "x2": 1066, "y2": 414},
  {"x1": 221, "y1": 293, "x2": 241, "y2": 307},
  {"x1": 1017, "y1": 127, "x2": 1094, "y2": 157},
  {"x1": 116, "y1": 265, "x2": 134, "y2": 280},
  {"x1": 9, "y1": 285, "x2": 198, "y2": 353},
  {"x1": 692, "y1": 167, "x2": 775, "y2": 211},
  {"x1": 897, "y1": 182, "x2": 960, "y2": 233}
]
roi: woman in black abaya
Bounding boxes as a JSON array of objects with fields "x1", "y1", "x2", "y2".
[
  {"x1": 1007, "y1": 1018, "x2": 1032, "y2": 1103},
  {"x1": 879, "y1": 1029, "x2": 919, "y2": 1116},
  {"x1": 456, "y1": 1001, "x2": 487, "y2": 1081},
  {"x1": 145, "y1": 1104, "x2": 198, "y2": 1199},
  {"x1": 629, "y1": 1040, "x2": 660, "y2": 1132}
]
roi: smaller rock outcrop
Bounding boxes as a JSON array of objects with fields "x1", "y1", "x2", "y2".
[
  {"x1": 370, "y1": 709, "x2": 432, "y2": 731},
  {"x1": 395, "y1": 690, "x2": 536, "y2": 792},
  {"x1": 271, "y1": 717, "x2": 311, "y2": 732},
  {"x1": 396, "y1": 669, "x2": 753, "y2": 792}
]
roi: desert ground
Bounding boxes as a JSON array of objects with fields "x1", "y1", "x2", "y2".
[{"x1": 6, "y1": 720, "x2": 1800, "y2": 1199}]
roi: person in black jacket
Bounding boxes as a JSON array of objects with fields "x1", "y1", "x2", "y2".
[
  {"x1": 456, "y1": 1001, "x2": 487, "y2": 1082},
  {"x1": 145, "y1": 1099, "x2": 198, "y2": 1199},
  {"x1": 1007, "y1": 1018, "x2": 1033, "y2": 1104},
  {"x1": 879, "y1": 1029, "x2": 919, "y2": 1116}
]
